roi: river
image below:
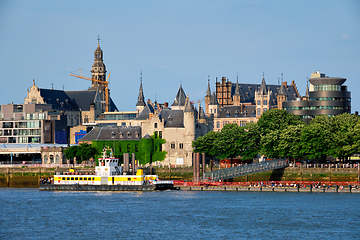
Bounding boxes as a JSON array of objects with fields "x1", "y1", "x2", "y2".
[{"x1": 0, "y1": 188, "x2": 359, "y2": 239}]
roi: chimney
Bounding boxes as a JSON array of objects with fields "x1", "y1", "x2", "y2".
[
  {"x1": 164, "y1": 102, "x2": 168, "y2": 108},
  {"x1": 282, "y1": 81, "x2": 287, "y2": 88},
  {"x1": 149, "y1": 112, "x2": 153, "y2": 120}
]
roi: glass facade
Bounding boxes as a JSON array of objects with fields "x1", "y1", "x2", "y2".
[{"x1": 314, "y1": 85, "x2": 341, "y2": 91}]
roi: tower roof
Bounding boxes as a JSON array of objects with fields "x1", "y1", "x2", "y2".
[
  {"x1": 305, "y1": 83, "x2": 309, "y2": 98},
  {"x1": 171, "y1": 85, "x2": 186, "y2": 106},
  {"x1": 258, "y1": 77, "x2": 267, "y2": 95},
  {"x1": 184, "y1": 96, "x2": 194, "y2": 112},
  {"x1": 136, "y1": 75, "x2": 146, "y2": 107},
  {"x1": 209, "y1": 92, "x2": 219, "y2": 105},
  {"x1": 234, "y1": 78, "x2": 240, "y2": 96},
  {"x1": 206, "y1": 79, "x2": 211, "y2": 97},
  {"x1": 279, "y1": 83, "x2": 286, "y2": 95}
]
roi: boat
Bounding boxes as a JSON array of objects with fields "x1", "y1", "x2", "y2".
[{"x1": 39, "y1": 155, "x2": 174, "y2": 191}]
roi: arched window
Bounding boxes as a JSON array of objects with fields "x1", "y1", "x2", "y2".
[
  {"x1": 44, "y1": 155, "x2": 48, "y2": 163},
  {"x1": 119, "y1": 132, "x2": 123, "y2": 138},
  {"x1": 111, "y1": 132, "x2": 115, "y2": 139},
  {"x1": 55, "y1": 155, "x2": 60, "y2": 163},
  {"x1": 50, "y1": 155, "x2": 54, "y2": 164}
]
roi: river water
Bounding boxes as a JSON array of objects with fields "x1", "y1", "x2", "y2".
[{"x1": 0, "y1": 188, "x2": 359, "y2": 239}]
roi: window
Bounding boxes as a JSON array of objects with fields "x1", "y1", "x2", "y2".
[
  {"x1": 226, "y1": 111, "x2": 230, "y2": 117},
  {"x1": 154, "y1": 131, "x2": 158, "y2": 138},
  {"x1": 263, "y1": 108, "x2": 267, "y2": 112},
  {"x1": 257, "y1": 100, "x2": 261, "y2": 105},
  {"x1": 135, "y1": 145, "x2": 138, "y2": 152},
  {"x1": 257, "y1": 108, "x2": 261, "y2": 116},
  {"x1": 263, "y1": 100, "x2": 268, "y2": 105},
  {"x1": 179, "y1": 143, "x2": 183, "y2": 149},
  {"x1": 171, "y1": 143, "x2": 175, "y2": 149},
  {"x1": 216, "y1": 121, "x2": 220, "y2": 129},
  {"x1": 119, "y1": 132, "x2": 123, "y2": 138},
  {"x1": 44, "y1": 155, "x2": 48, "y2": 163},
  {"x1": 55, "y1": 155, "x2": 60, "y2": 163},
  {"x1": 159, "y1": 131, "x2": 162, "y2": 138},
  {"x1": 154, "y1": 123, "x2": 158, "y2": 128}
]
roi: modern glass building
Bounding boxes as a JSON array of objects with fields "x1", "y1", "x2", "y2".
[{"x1": 283, "y1": 71, "x2": 351, "y2": 121}]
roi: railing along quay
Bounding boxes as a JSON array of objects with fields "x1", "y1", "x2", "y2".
[{"x1": 204, "y1": 159, "x2": 289, "y2": 181}]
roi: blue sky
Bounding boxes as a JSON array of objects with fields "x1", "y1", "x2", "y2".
[{"x1": 1, "y1": 0, "x2": 359, "y2": 112}]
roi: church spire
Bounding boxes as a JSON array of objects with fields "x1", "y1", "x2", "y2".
[
  {"x1": 91, "y1": 35, "x2": 106, "y2": 89},
  {"x1": 305, "y1": 80, "x2": 310, "y2": 98},
  {"x1": 136, "y1": 71, "x2": 146, "y2": 107},
  {"x1": 234, "y1": 75, "x2": 240, "y2": 96},
  {"x1": 206, "y1": 76, "x2": 211, "y2": 97}
]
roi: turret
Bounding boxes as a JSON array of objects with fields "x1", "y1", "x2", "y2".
[
  {"x1": 232, "y1": 76, "x2": 241, "y2": 106},
  {"x1": 209, "y1": 92, "x2": 219, "y2": 117}
]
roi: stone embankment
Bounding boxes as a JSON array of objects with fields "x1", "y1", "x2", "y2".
[{"x1": 178, "y1": 185, "x2": 360, "y2": 193}]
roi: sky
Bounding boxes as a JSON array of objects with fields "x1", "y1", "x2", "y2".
[{"x1": 1, "y1": 0, "x2": 359, "y2": 112}]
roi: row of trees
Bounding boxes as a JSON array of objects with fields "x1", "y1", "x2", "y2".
[
  {"x1": 193, "y1": 109, "x2": 360, "y2": 162},
  {"x1": 64, "y1": 143, "x2": 98, "y2": 164}
]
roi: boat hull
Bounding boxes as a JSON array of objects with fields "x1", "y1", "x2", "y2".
[{"x1": 39, "y1": 184, "x2": 174, "y2": 191}]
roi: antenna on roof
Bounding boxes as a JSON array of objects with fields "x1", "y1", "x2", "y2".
[
  {"x1": 51, "y1": 83, "x2": 54, "y2": 89},
  {"x1": 278, "y1": 77, "x2": 280, "y2": 86},
  {"x1": 237, "y1": 72, "x2": 238, "y2": 82},
  {"x1": 281, "y1": 73, "x2": 283, "y2": 85},
  {"x1": 63, "y1": 85, "x2": 65, "y2": 91},
  {"x1": 180, "y1": 80, "x2": 182, "y2": 86},
  {"x1": 97, "y1": 35, "x2": 100, "y2": 44},
  {"x1": 263, "y1": 72, "x2": 264, "y2": 78}
]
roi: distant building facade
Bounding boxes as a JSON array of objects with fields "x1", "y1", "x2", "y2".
[{"x1": 205, "y1": 76, "x2": 300, "y2": 131}]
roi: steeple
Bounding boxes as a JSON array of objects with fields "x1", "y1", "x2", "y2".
[
  {"x1": 206, "y1": 76, "x2": 211, "y2": 97},
  {"x1": 234, "y1": 76, "x2": 240, "y2": 96},
  {"x1": 305, "y1": 81, "x2": 309, "y2": 98},
  {"x1": 136, "y1": 72, "x2": 146, "y2": 107}
]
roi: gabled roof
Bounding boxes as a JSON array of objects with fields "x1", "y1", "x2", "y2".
[
  {"x1": 79, "y1": 126, "x2": 141, "y2": 141},
  {"x1": 135, "y1": 103, "x2": 154, "y2": 120},
  {"x1": 171, "y1": 85, "x2": 186, "y2": 106},
  {"x1": 39, "y1": 89, "x2": 79, "y2": 111},
  {"x1": 65, "y1": 91, "x2": 97, "y2": 111},
  {"x1": 218, "y1": 105, "x2": 256, "y2": 118},
  {"x1": 158, "y1": 109, "x2": 184, "y2": 128}
]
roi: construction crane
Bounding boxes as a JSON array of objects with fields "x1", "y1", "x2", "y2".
[{"x1": 70, "y1": 69, "x2": 110, "y2": 112}]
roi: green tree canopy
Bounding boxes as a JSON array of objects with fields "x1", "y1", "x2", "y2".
[
  {"x1": 192, "y1": 130, "x2": 220, "y2": 159},
  {"x1": 64, "y1": 143, "x2": 98, "y2": 164},
  {"x1": 214, "y1": 123, "x2": 245, "y2": 161}
]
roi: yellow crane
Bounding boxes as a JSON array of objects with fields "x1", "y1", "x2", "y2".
[{"x1": 69, "y1": 69, "x2": 110, "y2": 112}]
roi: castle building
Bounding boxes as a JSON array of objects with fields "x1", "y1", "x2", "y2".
[
  {"x1": 206, "y1": 75, "x2": 300, "y2": 131},
  {"x1": 283, "y1": 71, "x2": 351, "y2": 121},
  {"x1": 132, "y1": 84, "x2": 212, "y2": 166}
]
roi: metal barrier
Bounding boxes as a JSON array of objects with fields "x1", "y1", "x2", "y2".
[{"x1": 203, "y1": 159, "x2": 289, "y2": 181}]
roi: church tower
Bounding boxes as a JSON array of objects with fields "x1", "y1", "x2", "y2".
[
  {"x1": 136, "y1": 72, "x2": 146, "y2": 115},
  {"x1": 90, "y1": 37, "x2": 107, "y2": 90}
]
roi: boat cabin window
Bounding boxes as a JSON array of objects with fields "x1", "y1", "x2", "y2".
[
  {"x1": 71, "y1": 177, "x2": 74, "y2": 180},
  {"x1": 128, "y1": 178, "x2": 131, "y2": 181},
  {"x1": 62, "y1": 177, "x2": 65, "y2": 180},
  {"x1": 67, "y1": 177, "x2": 70, "y2": 180},
  {"x1": 80, "y1": 177, "x2": 83, "y2": 180},
  {"x1": 75, "y1": 177, "x2": 78, "y2": 181},
  {"x1": 92, "y1": 177, "x2": 94, "y2": 181}
]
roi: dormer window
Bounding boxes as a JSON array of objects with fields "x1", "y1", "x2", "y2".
[
  {"x1": 127, "y1": 132, "x2": 131, "y2": 138},
  {"x1": 111, "y1": 132, "x2": 115, "y2": 138},
  {"x1": 119, "y1": 132, "x2": 123, "y2": 138},
  {"x1": 234, "y1": 111, "x2": 239, "y2": 117},
  {"x1": 226, "y1": 111, "x2": 230, "y2": 117},
  {"x1": 135, "y1": 132, "x2": 139, "y2": 138}
]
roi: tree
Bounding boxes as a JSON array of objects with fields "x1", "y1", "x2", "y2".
[
  {"x1": 214, "y1": 123, "x2": 245, "y2": 163},
  {"x1": 241, "y1": 122, "x2": 261, "y2": 160},
  {"x1": 276, "y1": 125, "x2": 304, "y2": 160},
  {"x1": 77, "y1": 143, "x2": 98, "y2": 162},
  {"x1": 64, "y1": 143, "x2": 98, "y2": 164},
  {"x1": 328, "y1": 113, "x2": 359, "y2": 160},
  {"x1": 64, "y1": 145, "x2": 80, "y2": 163},
  {"x1": 257, "y1": 109, "x2": 303, "y2": 135},
  {"x1": 192, "y1": 130, "x2": 220, "y2": 159},
  {"x1": 300, "y1": 123, "x2": 331, "y2": 162}
]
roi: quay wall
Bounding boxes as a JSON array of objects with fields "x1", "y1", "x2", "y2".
[{"x1": 0, "y1": 166, "x2": 359, "y2": 187}]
